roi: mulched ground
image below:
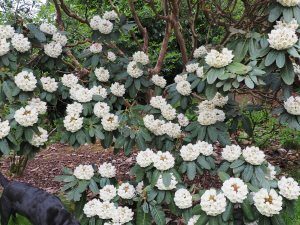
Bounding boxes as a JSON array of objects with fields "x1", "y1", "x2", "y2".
[{"x1": 0, "y1": 142, "x2": 299, "y2": 194}]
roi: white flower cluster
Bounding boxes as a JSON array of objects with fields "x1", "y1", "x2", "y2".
[
  {"x1": 53, "y1": 32, "x2": 68, "y2": 46},
  {"x1": 70, "y1": 84, "x2": 93, "y2": 103},
  {"x1": 0, "y1": 25, "x2": 15, "y2": 39},
  {"x1": 0, "y1": 119, "x2": 10, "y2": 139},
  {"x1": 90, "y1": 43, "x2": 103, "y2": 53},
  {"x1": 28, "y1": 98, "x2": 47, "y2": 114},
  {"x1": 103, "y1": 10, "x2": 118, "y2": 20},
  {"x1": 111, "y1": 206, "x2": 134, "y2": 224},
  {"x1": 150, "y1": 96, "x2": 176, "y2": 121},
  {"x1": 253, "y1": 189, "x2": 283, "y2": 217},
  {"x1": 268, "y1": 23, "x2": 298, "y2": 50},
  {"x1": 221, "y1": 178, "x2": 248, "y2": 203},
  {"x1": 242, "y1": 146, "x2": 265, "y2": 165},
  {"x1": 136, "y1": 148, "x2": 155, "y2": 167},
  {"x1": 83, "y1": 199, "x2": 101, "y2": 217},
  {"x1": 277, "y1": 0, "x2": 300, "y2": 7},
  {"x1": 118, "y1": 183, "x2": 135, "y2": 199},
  {"x1": 11, "y1": 33, "x2": 31, "y2": 53},
  {"x1": 132, "y1": 51, "x2": 149, "y2": 65},
  {"x1": 61, "y1": 73, "x2": 78, "y2": 88},
  {"x1": 14, "y1": 71, "x2": 37, "y2": 91},
  {"x1": 110, "y1": 82, "x2": 125, "y2": 97},
  {"x1": 151, "y1": 74, "x2": 167, "y2": 88},
  {"x1": 94, "y1": 102, "x2": 110, "y2": 118},
  {"x1": 127, "y1": 61, "x2": 143, "y2": 78},
  {"x1": 196, "y1": 66, "x2": 204, "y2": 78},
  {"x1": 107, "y1": 51, "x2": 116, "y2": 61},
  {"x1": 197, "y1": 95, "x2": 227, "y2": 126},
  {"x1": 174, "y1": 74, "x2": 187, "y2": 83},
  {"x1": 221, "y1": 145, "x2": 242, "y2": 162},
  {"x1": 44, "y1": 41, "x2": 63, "y2": 58},
  {"x1": 14, "y1": 105, "x2": 38, "y2": 127},
  {"x1": 180, "y1": 141, "x2": 213, "y2": 161},
  {"x1": 63, "y1": 102, "x2": 83, "y2": 133},
  {"x1": 266, "y1": 163, "x2": 276, "y2": 180},
  {"x1": 91, "y1": 85, "x2": 108, "y2": 99},
  {"x1": 153, "y1": 151, "x2": 175, "y2": 171},
  {"x1": 174, "y1": 189, "x2": 193, "y2": 209},
  {"x1": 200, "y1": 189, "x2": 227, "y2": 216},
  {"x1": 274, "y1": 19, "x2": 299, "y2": 30},
  {"x1": 205, "y1": 48, "x2": 234, "y2": 68},
  {"x1": 143, "y1": 115, "x2": 181, "y2": 138},
  {"x1": 40, "y1": 77, "x2": 58, "y2": 93},
  {"x1": 186, "y1": 63, "x2": 199, "y2": 73},
  {"x1": 284, "y1": 96, "x2": 300, "y2": 115},
  {"x1": 83, "y1": 199, "x2": 119, "y2": 220},
  {"x1": 66, "y1": 102, "x2": 83, "y2": 116},
  {"x1": 177, "y1": 113, "x2": 189, "y2": 127},
  {"x1": 40, "y1": 22, "x2": 57, "y2": 35},
  {"x1": 95, "y1": 67, "x2": 110, "y2": 82},
  {"x1": 90, "y1": 15, "x2": 114, "y2": 34},
  {"x1": 187, "y1": 215, "x2": 200, "y2": 225},
  {"x1": 156, "y1": 173, "x2": 178, "y2": 190},
  {"x1": 29, "y1": 127, "x2": 48, "y2": 147},
  {"x1": 278, "y1": 176, "x2": 300, "y2": 200},
  {"x1": 99, "y1": 162, "x2": 116, "y2": 178},
  {"x1": 99, "y1": 185, "x2": 117, "y2": 201},
  {"x1": 195, "y1": 141, "x2": 214, "y2": 156},
  {"x1": 193, "y1": 46, "x2": 208, "y2": 58},
  {"x1": 101, "y1": 113, "x2": 119, "y2": 131},
  {"x1": 73, "y1": 165, "x2": 94, "y2": 180},
  {"x1": 176, "y1": 80, "x2": 192, "y2": 96},
  {"x1": 0, "y1": 38, "x2": 10, "y2": 56}
]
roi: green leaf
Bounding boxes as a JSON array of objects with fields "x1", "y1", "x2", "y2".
[
  {"x1": 149, "y1": 205, "x2": 166, "y2": 225},
  {"x1": 187, "y1": 162, "x2": 197, "y2": 180},
  {"x1": 207, "y1": 68, "x2": 220, "y2": 84},
  {"x1": 268, "y1": 6, "x2": 282, "y2": 22},
  {"x1": 162, "y1": 172, "x2": 172, "y2": 187},
  {"x1": 242, "y1": 199, "x2": 255, "y2": 221},
  {"x1": 276, "y1": 52, "x2": 286, "y2": 68},
  {"x1": 197, "y1": 156, "x2": 211, "y2": 170},
  {"x1": 222, "y1": 202, "x2": 233, "y2": 221},
  {"x1": 227, "y1": 62, "x2": 250, "y2": 75},
  {"x1": 270, "y1": 215, "x2": 285, "y2": 225},
  {"x1": 136, "y1": 133, "x2": 146, "y2": 150},
  {"x1": 89, "y1": 179, "x2": 99, "y2": 194},
  {"x1": 258, "y1": 216, "x2": 271, "y2": 225},
  {"x1": 245, "y1": 77, "x2": 255, "y2": 89},
  {"x1": 218, "y1": 171, "x2": 230, "y2": 182},
  {"x1": 136, "y1": 207, "x2": 152, "y2": 225},
  {"x1": 242, "y1": 165, "x2": 254, "y2": 182},
  {"x1": 265, "y1": 51, "x2": 278, "y2": 66},
  {"x1": 195, "y1": 214, "x2": 209, "y2": 225},
  {"x1": 209, "y1": 217, "x2": 219, "y2": 225},
  {"x1": 0, "y1": 139, "x2": 10, "y2": 155},
  {"x1": 230, "y1": 159, "x2": 245, "y2": 168}
]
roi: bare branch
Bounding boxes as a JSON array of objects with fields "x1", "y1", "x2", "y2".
[{"x1": 57, "y1": 0, "x2": 89, "y2": 25}]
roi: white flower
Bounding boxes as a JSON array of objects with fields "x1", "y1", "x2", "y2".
[
  {"x1": 284, "y1": 96, "x2": 300, "y2": 115},
  {"x1": 53, "y1": 32, "x2": 68, "y2": 46},
  {"x1": 112, "y1": 206, "x2": 134, "y2": 224},
  {"x1": 14, "y1": 106, "x2": 38, "y2": 127},
  {"x1": 118, "y1": 183, "x2": 135, "y2": 199},
  {"x1": 161, "y1": 104, "x2": 177, "y2": 121},
  {"x1": 242, "y1": 146, "x2": 265, "y2": 165},
  {"x1": 107, "y1": 51, "x2": 116, "y2": 61},
  {"x1": 197, "y1": 109, "x2": 225, "y2": 126},
  {"x1": 94, "y1": 102, "x2": 110, "y2": 118},
  {"x1": 200, "y1": 189, "x2": 227, "y2": 216},
  {"x1": 95, "y1": 67, "x2": 110, "y2": 82},
  {"x1": 278, "y1": 176, "x2": 300, "y2": 200},
  {"x1": 198, "y1": 100, "x2": 215, "y2": 111},
  {"x1": 90, "y1": 15, "x2": 102, "y2": 30},
  {"x1": 110, "y1": 82, "x2": 125, "y2": 97},
  {"x1": 127, "y1": 61, "x2": 143, "y2": 78},
  {"x1": 277, "y1": 0, "x2": 300, "y2": 7},
  {"x1": 40, "y1": 77, "x2": 58, "y2": 93},
  {"x1": 28, "y1": 98, "x2": 47, "y2": 115},
  {"x1": 29, "y1": 127, "x2": 48, "y2": 147},
  {"x1": 266, "y1": 163, "x2": 276, "y2": 180},
  {"x1": 174, "y1": 189, "x2": 193, "y2": 209},
  {"x1": 0, "y1": 25, "x2": 15, "y2": 39},
  {"x1": 193, "y1": 46, "x2": 207, "y2": 58},
  {"x1": 136, "y1": 181, "x2": 144, "y2": 194},
  {"x1": 97, "y1": 201, "x2": 115, "y2": 219},
  {"x1": 212, "y1": 92, "x2": 228, "y2": 107},
  {"x1": 15, "y1": 71, "x2": 37, "y2": 91},
  {"x1": 222, "y1": 145, "x2": 242, "y2": 162},
  {"x1": 44, "y1": 41, "x2": 62, "y2": 58},
  {"x1": 177, "y1": 113, "x2": 189, "y2": 127},
  {"x1": 205, "y1": 48, "x2": 234, "y2": 68},
  {"x1": 0, "y1": 119, "x2": 10, "y2": 140},
  {"x1": 195, "y1": 141, "x2": 214, "y2": 156},
  {"x1": 143, "y1": 115, "x2": 166, "y2": 136},
  {"x1": 61, "y1": 73, "x2": 78, "y2": 88},
  {"x1": 136, "y1": 149, "x2": 155, "y2": 167},
  {"x1": 186, "y1": 63, "x2": 199, "y2": 73},
  {"x1": 89, "y1": 43, "x2": 102, "y2": 53},
  {"x1": 103, "y1": 10, "x2": 118, "y2": 20},
  {"x1": 66, "y1": 102, "x2": 83, "y2": 116},
  {"x1": 150, "y1": 96, "x2": 167, "y2": 109},
  {"x1": 156, "y1": 173, "x2": 177, "y2": 190},
  {"x1": 99, "y1": 185, "x2": 117, "y2": 201},
  {"x1": 174, "y1": 74, "x2": 187, "y2": 83},
  {"x1": 176, "y1": 80, "x2": 192, "y2": 96},
  {"x1": 221, "y1": 178, "x2": 248, "y2": 203},
  {"x1": 268, "y1": 26, "x2": 298, "y2": 50},
  {"x1": 162, "y1": 122, "x2": 182, "y2": 138},
  {"x1": 73, "y1": 164, "x2": 94, "y2": 180},
  {"x1": 196, "y1": 67, "x2": 204, "y2": 78},
  {"x1": 253, "y1": 189, "x2": 283, "y2": 217},
  {"x1": 83, "y1": 199, "x2": 101, "y2": 217},
  {"x1": 274, "y1": 19, "x2": 299, "y2": 31},
  {"x1": 101, "y1": 113, "x2": 119, "y2": 131},
  {"x1": 187, "y1": 215, "x2": 200, "y2": 225},
  {"x1": 63, "y1": 114, "x2": 83, "y2": 132},
  {"x1": 98, "y1": 19, "x2": 114, "y2": 34},
  {"x1": 90, "y1": 85, "x2": 108, "y2": 99},
  {"x1": 0, "y1": 39, "x2": 10, "y2": 56},
  {"x1": 39, "y1": 22, "x2": 57, "y2": 35},
  {"x1": 180, "y1": 143, "x2": 200, "y2": 161},
  {"x1": 294, "y1": 63, "x2": 300, "y2": 80},
  {"x1": 153, "y1": 151, "x2": 175, "y2": 171},
  {"x1": 99, "y1": 162, "x2": 116, "y2": 178},
  {"x1": 132, "y1": 51, "x2": 149, "y2": 65},
  {"x1": 70, "y1": 84, "x2": 93, "y2": 103},
  {"x1": 151, "y1": 74, "x2": 166, "y2": 88},
  {"x1": 11, "y1": 33, "x2": 31, "y2": 52}
]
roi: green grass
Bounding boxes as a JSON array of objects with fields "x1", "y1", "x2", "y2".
[{"x1": 284, "y1": 199, "x2": 300, "y2": 225}]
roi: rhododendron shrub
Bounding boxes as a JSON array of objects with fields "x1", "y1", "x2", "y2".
[{"x1": 1, "y1": 0, "x2": 300, "y2": 224}]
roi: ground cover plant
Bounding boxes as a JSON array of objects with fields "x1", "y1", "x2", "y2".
[{"x1": 1, "y1": 0, "x2": 300, "y2": 224}]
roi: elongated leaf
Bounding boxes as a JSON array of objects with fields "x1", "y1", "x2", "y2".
[{"x1": 150, "y1": 205, "x2": 166, "y2": 225}]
